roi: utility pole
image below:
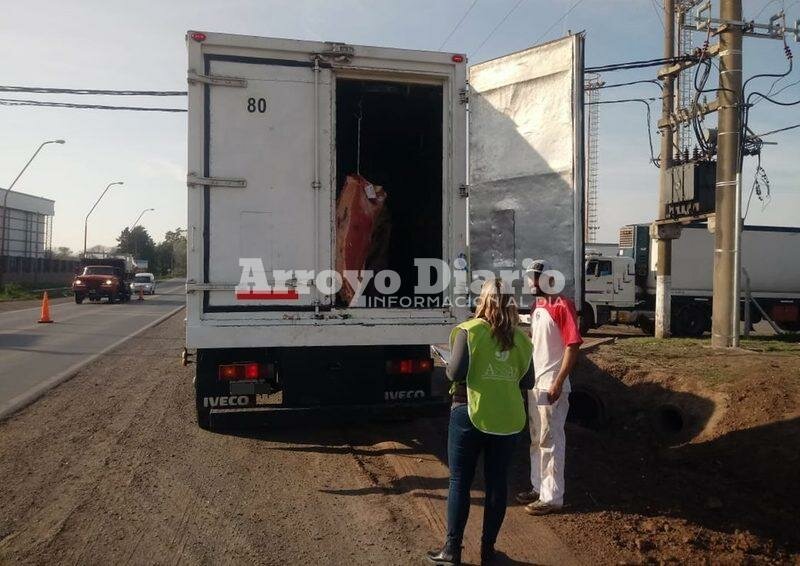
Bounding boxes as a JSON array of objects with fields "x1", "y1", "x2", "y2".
[
  {"x1": 711, "y1": 0, "x2": 743, "y2": 348},
  {"x1": 654, "y1": 0, "x2": 676, "y2": 339}
]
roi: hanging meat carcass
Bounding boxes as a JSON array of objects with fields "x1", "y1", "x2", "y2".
[{"x1": 335, "y1": 174, "x2": 388, "y2": 304}]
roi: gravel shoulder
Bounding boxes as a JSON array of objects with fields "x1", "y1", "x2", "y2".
[{"x1": 0, "y1": 314, "x2": 434, "y2": 565}]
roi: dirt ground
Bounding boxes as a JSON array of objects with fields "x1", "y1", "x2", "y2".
[
  {"x1": 1, "y1": 314, "x2": 798, "y2": 565},
  {"x1": 546, "y1": 328, "x2": 800, "y2": 565}
]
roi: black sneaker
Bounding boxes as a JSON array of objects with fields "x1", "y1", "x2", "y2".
[{"x1": 515, "y1": 489, "x2": 540, "y2": 505}]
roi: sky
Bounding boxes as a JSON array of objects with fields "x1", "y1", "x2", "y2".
[{"x1": 1, "y1": 0, "x2": 798, "y2": 252}]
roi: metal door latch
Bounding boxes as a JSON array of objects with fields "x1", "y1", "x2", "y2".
[
  {"x1": 187, "y1": 173, "x2": 247, "y2": 188},
  {"x1": 187, "y1": 70, "x2": 247, "y2": 88}
]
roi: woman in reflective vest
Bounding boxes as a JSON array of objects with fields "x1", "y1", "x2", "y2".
[{"x1": 426, "y1": 278, "x2": 533, "y2": 566}]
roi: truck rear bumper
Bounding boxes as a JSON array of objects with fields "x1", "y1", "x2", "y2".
[{"x1": 208, "y1": 398, "x2": 449, "y2": 427}]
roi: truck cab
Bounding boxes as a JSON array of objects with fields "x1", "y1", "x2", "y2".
[{"x1": 583, "y1": 254, "x2": 636, "y2": 330}]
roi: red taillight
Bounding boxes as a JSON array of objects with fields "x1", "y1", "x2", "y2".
[
  {"x1": 452, "y1": 54, "x2": 465, "y2": 63},
  {"x1": 190, "y1": 32, "x2": 207, "y2": 42},
  {"x1": 218, "y1": 362, "x2": 270, "y2": 381},
  {"x1": 220, "y1": 365, "x2": 239, "y2": 380},
  {"x1": 244, "y1": 362, "x2": 259, "y2": 380},
  {"x1": 386, "y1": 358, "x2": 434, "y2": 375}
]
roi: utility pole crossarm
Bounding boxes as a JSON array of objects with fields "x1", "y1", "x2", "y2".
[
  {"x1": 658, "y1": 98, "x2": 720, "y2": 128},
  {"x1": 658, "y1": 43, "x2": 721, "y2": 77}
]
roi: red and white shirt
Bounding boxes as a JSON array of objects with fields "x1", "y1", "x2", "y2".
[{"x1": 531, "y1": 296, "x2": 583, "y2": 392}]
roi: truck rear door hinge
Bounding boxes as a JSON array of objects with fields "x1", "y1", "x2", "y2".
[
  {"x1": 187, "y1": 173, "x2": 247, "y2": 189},
  {"x1": 459, "y1": 184, "x2": 469, "y2": 198},
  {"x1": 459, "y1": 88, "x2": 469, "y2": 105},
  {"x1": 187, "y1": 70, "x2": 247, "y2": 88},
  {"x1": 316, "y1": 42, "x2": 355, "y2": 64}
]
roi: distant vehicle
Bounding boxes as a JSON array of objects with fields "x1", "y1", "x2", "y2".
[
  {"x1": 583, "y1": 224, "x2": 800, "y2": 336},
  {"x1": 72, "y1": 258, "x2": 133, "y2": 304},
  {"x1": 130, "y1": 273, "x2": 156, "y2": 295}
]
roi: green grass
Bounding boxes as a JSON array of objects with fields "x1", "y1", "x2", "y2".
[
  {"x1": 612, "y1": 335, "x2": 800, "y2": 355},
  {"x1": 0, "y1": 283, "x2": 37, "y2": 301},
  {"x1": 740, "y1": 334, "x2": 800, "y2": 353},
  {"x1": 0, "y1": 283, "x2": 72, "y2": 302}
]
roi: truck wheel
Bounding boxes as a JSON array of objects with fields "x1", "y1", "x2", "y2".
[
  {"x1": 673, "y1": 305, "x2": 708, "y2": 338},
  {"x1": 195, "y1": 363, "x2": 213, "y2": 430},
  {"x1": 109, "y1": 291, "x2": 118, "y2": 304},
  {"x1": 579, "y1": 304, "x2": 594, "y2": 335},
  {"x1": 638, "y1": 315, "x2": 655, "y2": 336},
  {"x1": 74, "y1": 294, "x2": 84, "y2": 304}
]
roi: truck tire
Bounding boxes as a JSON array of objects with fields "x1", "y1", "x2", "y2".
[
  {"x1": 579, "y1": 304, "x2": 594, "y2": 335},
  {"x1": 638, "y1": 315, "x2": 655, "y2": 336},
  {"x1": 194, "y1": 356, "x2": 213, "y2": 430},
  {"x1": 74, "y1": 293, "x2": 84, "y2": 304},
  {"x1": 673, "y1": 304, "x2": 708, "y2": 338}
]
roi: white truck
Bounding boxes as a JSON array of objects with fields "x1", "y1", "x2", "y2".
[
  {"x1": 184, "y1": 31, "x2": 585, "y2": 428},
  {"x1": 583, "y1": 223, "x2": 800, "y2": 336}
]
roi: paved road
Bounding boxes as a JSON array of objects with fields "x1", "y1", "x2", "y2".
[{"x1": 0, "y1": 279, "x2": 184, "y2": 415}]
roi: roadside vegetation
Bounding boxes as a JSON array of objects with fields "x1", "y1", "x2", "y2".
[{"x1": 0, "y1": 283, "x2": 71, "y2": 302}]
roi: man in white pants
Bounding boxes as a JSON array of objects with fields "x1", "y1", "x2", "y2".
[{"x1": 517, "y1": 260, "x2": 582, "y2": 515}]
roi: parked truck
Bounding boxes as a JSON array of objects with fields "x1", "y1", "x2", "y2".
[
  {"x1": 583, "y1": 223, "x2": 800, "y2": 336},
  {"x1": 184, "y1": 31, "x2": 585, "y2": 429}
]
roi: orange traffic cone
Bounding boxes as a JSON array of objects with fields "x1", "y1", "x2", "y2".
[{"x1": 38, "y1": 291, "x2": 54, "y2": 323}]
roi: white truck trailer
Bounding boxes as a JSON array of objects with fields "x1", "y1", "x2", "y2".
[
  {"x1": 584, "y1": 223, "x2": 800, "y2": 336},
  {"x1": 184, "y1": 31, "x2": 585, "y2": 428}
]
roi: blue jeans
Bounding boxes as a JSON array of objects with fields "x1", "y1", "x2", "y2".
[{"x1": 446, "y1": 404, "x2": 516, "y2": 547}]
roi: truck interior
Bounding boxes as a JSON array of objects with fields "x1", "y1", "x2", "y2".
[{"x1": 335, "y1": 78, "x2": 443, "y2": 307}]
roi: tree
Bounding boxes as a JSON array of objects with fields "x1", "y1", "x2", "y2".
[
  {"x1": 116, "y1": 226, "x2": 156, "y2": 264},
  {"x1": 54, "y1": 246, "x2": 73, "y2": 258},
  {"x1": 153, "y1": 228, "x2": 187, "y2": 276}
]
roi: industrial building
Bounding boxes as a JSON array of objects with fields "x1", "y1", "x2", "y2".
[{"x1": 0, "y1": 188, "x2": 78, "y2": 285}]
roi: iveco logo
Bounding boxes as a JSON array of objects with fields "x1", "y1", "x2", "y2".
[
  {"x1": 385, "y1": 390, "x2": 425, "y2": 401},
  {"x1": 203, "y1": 396, "x2": 249, "y2": 408}
]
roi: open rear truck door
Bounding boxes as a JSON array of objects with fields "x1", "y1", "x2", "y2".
[{"x1": 468, "y1": 34, "x2": 585, "y2": 308}]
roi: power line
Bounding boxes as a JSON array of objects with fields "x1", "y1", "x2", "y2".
[
  {"x1": 473, "y1": 0, "x2": 524, "y2": 56},
  {"x1": 584, "y1": 97, "x2": 659, "y2": 166},
  {"x1": 439, "y1": 0, "x2": 480, "y2": 50},
  {"x1": 650, "y1": 0, "x2": 666, "y2": 31},
  {"x1": 753, "y1": 0, "x2": 781, "y2": 20},
  {"x1": 755, "y1": 122, "x2": 800, "y2": 137},
  {"x1": 597, "y1": 79, "x2": 663, "y2": 90},
  {"x1": 0, "y1": 85, "x2": 186, "y2": 96},
  {"x1": 587, "y1": 55, "x2": 693, "y2": 74},
  {"x1": 0, "y1": 98, "x2": 186, "y2": 112},
  {"x1": 533, "y1": 0, "x2": 588, "y2": 44}
]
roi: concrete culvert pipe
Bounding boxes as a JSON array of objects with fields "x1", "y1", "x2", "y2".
[{"x1": 567, "y1": 389, "x2": 605, "y2": 430}]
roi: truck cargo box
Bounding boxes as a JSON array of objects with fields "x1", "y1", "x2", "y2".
[{"x1": 185, "y1": 32, "x2": 584, "y2": 350}]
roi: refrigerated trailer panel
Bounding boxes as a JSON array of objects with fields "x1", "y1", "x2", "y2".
[{"x1": 469, "y1": 36, "x2": 584, "y2": 307}]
